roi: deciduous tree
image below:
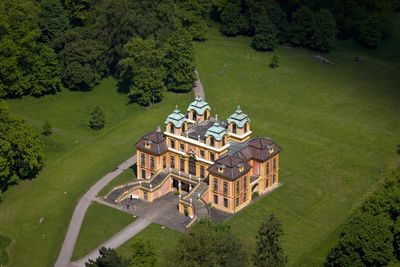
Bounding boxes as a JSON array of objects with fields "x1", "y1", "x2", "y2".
[
  {"x1": 42, "y1": 121, "x2": 52, "y2": 136},
  {"x1": 164, "y1": 30, "x2": 196, "y2": 93},
  {"x1": 252, "y1": 16, "x2": 279, "y2": 51},
  {"x1": 325, "y1": 213, "x2": 393, "y2": 267},
  {"x1": 0, "y1": 101, "x2": 44, "y2": 196},
  {"x1": 88, "y1": 105, "x2": 105, "y2": 130},
  {"x1": 172, "y1": 219, "x2": 246, "y2": 267},
  {"x1": 86, "y1": 247, "x2": 128, "y2": 267},
  {"x1": 119, "y1": 37, "x2": 165, "y2": 106},
  {"x1": 128, "y1": 238, "x2": 156, "y2": 267},
  {"x1": 310, "y1": 9, "x2": 337, "y2": 51}
]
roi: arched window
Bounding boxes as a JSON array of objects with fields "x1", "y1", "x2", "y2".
[
  {"x1": 232, "y1": 124, "x2": 237, "y2": 134},
  {"x1": 210, "y1": 136, "x2": 215, "y2": 146},
  {"x1": 193, "y1": 111, "x2": 197, "y2": 121},
  {"x1": 244, "y1": 123, "x2": 248, "y2": 132},
  {"x1": 170, "y1": 124, "x2": 175, "y2": 134}
]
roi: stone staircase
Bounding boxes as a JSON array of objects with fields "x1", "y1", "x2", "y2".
[
  {"x1": 105, "y1": 170, "x2": 169, "y2": 203},
  {"x1": 182, "y1": 181, "x2": 209, "y2": 221}
]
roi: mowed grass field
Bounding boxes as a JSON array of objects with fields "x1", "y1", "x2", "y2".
[
  {"x1": 0, "y1": 78, "x2": 193, "y2": 267},
  {"x1": 0, "y1": 16, "x2": 399, "y2": 267},
  {"x1": 193, "y1": 22, "x2": 400, "y2": 265},
  {"x1": 72, "y1": 202, "x2": 134, "y2": 260}
]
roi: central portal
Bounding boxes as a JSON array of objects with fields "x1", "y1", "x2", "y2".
[{"x1": 189, "y1": 156, "x2": 196, "y2": 176}]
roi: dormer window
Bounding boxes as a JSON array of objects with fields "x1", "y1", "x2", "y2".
[
  {"x1": 218, "y1": 165, "x2": 225, "y2": 173},
  {"x1": 267, "y1": 144, "x2": 274, "y2": 154},
  {"x1": 238, "y1": 163, "x2": 244, "y2": 172},
  {"x1": 145, "y1": 140, "x2": 152, "y2": 149}
]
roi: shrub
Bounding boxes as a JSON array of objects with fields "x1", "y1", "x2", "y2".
[{"x1": 88, "y1": 105, "x2": 105, "y2": 130}]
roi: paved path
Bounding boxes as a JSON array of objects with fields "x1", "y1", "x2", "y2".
[
  {"x1": 194, "y1": 71, "x2": 205, "y2": 99},
  {"x1": 54, "y1": 155, "x2": 137, "y2": 267},
  {"x1": 71, "y1": 218, "x2": 151, "y2": 267},
  {"x1": 56, "y1": 76, "x2": 206, "y2": 267}
]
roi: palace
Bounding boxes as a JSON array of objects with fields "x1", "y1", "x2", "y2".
[{"x1": 108, "y1": 97, "x2": 281, "y2": 217}]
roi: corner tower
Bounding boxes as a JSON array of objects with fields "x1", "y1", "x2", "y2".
[
  {"x1": 165, "y1": 106, "x2": 187, "y2": 134},
  {"x1": 227, "y1": 106, "x2": 251, "y2": 142}
]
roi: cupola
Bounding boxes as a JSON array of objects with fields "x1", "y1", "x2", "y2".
[
  {"x1": 205, "y1": 119, "x2": 227, "y2": 147},
  {"x1": 165, "y1": 106, "x2": 186, "y2": 134},
  {"x1": 187, "y1": 97, "x2": 211, "y2": 122}
]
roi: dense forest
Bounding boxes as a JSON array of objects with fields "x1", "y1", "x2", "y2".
[{"x1": 0, "y1": 0, "x2": 398, "y2": 102}]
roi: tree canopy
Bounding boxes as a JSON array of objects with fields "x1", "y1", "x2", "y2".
[
  {"x1": 0, "y1": 101, "x2": 44, "y2": 199},
  {"x1": 172, "y1": 219, "x2": 246, "y2": 267}
]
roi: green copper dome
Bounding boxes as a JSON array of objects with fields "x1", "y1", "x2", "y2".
[
  {"x1": 187, "y1": 97, "x2": 210, "y2": 115},
  {"x1": 205, "y1": 120, "x2": 227, "y2": 141},
  {"x1": 165, "y1": 106, "x2": 186, "y2": 128},
  {"x1": 227, "y1": 105, "x2": 250, "y2": 128}
]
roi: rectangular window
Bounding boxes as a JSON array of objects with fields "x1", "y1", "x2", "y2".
[
  {"x1": 150, "y1": 156, "x2": 155, "y2": 170},
  {"x1": 170, "y1": 124, "x2": 175, "y2": 134},
  {"x1": 210, "y1": 137, "x2": 215, "y2": 147},
  {"x1": 200, "y1": 150, "x2": 205, "y2": 158},
  {"x1": 236, "y1": 180, "x2": 240, "y2": 194},
  {"x1": 213, "y1": 179, "x2": 218, "y2": 192},
  {"x1": 236, "y1": 197, "x2": 239, "y2": 207},
  {"x1": 170, "y1": 155, "x2": 175, "y2": 169},
  {"x1": 214, "y1": 194, "x2": 218, "y2": 204},
  {"x1": 141, "y1": 169, "x2": 145, "y2": 179},
  {"x1": 180, "y1": 158, "x2": 185, "y2": 172},
  {"x1": 141, "y1": 153, "x2": 145, "y2": 167},
  {"x1": 200, "y1": 166, "x2": 205, "y2": 178},
  {"x1": 273, "y1": 158, "x2": 277, "y2": 171},
  {"x1": 243, "y1": 176, "x2": 247, "y2": 190},
  {"x1": 243, "y1": 192, "x2": 247, "y2": 202},
  {"x1": 266, "y1": 177, "x2": 269, "y2": 188},
  {"x1": 162, "y1": 156, "x2": 166, "y2": 168},
  {"x1": 210, "y1": 152, "x2": 215, "y2": 162},
  {"x1": 224, "y1": 198, "x2": 228, "y2": 208},
  {"x1": 266, "y1": 161, "x2": 270, "y2": 174},
  {"x1": 273, "y1": 174, "x2": 276, "y2": 184},
  {"x1": 170, "y1": 140, "x2": 175, "y2": 149},
  {"x1": 180, "y1": 143, "x2": 185, "y2": 152},
  {"x1": 223, "y1": 181, "x2": 228, "y2": 195}
]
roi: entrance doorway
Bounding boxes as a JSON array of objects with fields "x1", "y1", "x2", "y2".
[{"x1": 189, "y1": 156, "x2": 196, "y2": 176}]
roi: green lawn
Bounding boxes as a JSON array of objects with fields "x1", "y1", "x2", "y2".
[
  {"x1": 72, "y1": 202, "x2": 134, "y2": 260},
  {"x1": 194, "y1": 22, "x2": 400, "y2": 266},
  {"x1": 98, "y1": 166, "x2": 137, "y2": 197},
  {"x1": 1, "y1": 17, "x2": 399, "y2": 267},
  {"x1": 117, "y1": 224, "x2": 182, "y2": 266},
  {"x1": 0, "y1": 77, "x2": 193, "y2": 267}
]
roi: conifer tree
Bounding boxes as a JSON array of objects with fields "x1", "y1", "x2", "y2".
[
  {"x1": 253, "y1": 213, "x2": 287, "y2": 267},
  {"x1": 88, "y1": 106, "x2": 105, "y2": 130}
]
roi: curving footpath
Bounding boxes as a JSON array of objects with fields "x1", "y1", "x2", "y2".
[
  {"x1": 54, "y1": 156, "x2": 137, "y2": 267},
  {"x1": 55, "y1": 78, "x2": 205, "y2": 267}
]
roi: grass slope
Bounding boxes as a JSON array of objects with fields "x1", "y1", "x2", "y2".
[
  {"x1": 98, "y1": 166, "x2": 137, "y2": 197},
  {"x1": 72, "y1": 202, "x2": 134, "y2": 260},
  {"x1": 0, "y1": 78, "x2": 193, "y2": 267},
  {"x1": 117, "y1": 224, "x2": 182, "y2": 266},
  {"x1": 194, "y1": 21, "x2": 400, "y2": 265}
]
